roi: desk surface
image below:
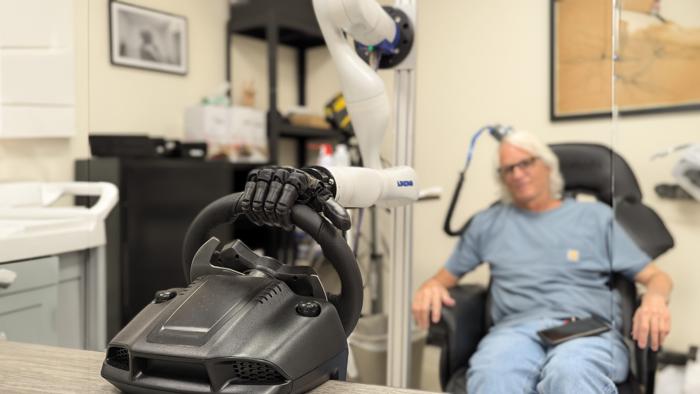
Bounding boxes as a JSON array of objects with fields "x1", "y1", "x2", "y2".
[{"x1": 0, "y1": 341, "x2": 435, "y2": 394}]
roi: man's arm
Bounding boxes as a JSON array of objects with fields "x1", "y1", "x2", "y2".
[
  {"x1": 412, "y1": 268, "x2": 460, "y2": 329},
  {"x1": 632, "y1": 263, "x2": 673, "y2": 351}
]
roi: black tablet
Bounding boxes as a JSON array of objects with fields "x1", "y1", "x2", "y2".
[{"x1": 537, "y1": 316, "x2": 611, "y2": 346}]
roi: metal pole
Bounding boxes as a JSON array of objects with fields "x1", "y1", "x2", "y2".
[
  {"x1": 369, "y1": 206, "x2": 382, "y2": 314},
  {"x1": 387, "y1": 0, "x2": 416, "y2": 387}
]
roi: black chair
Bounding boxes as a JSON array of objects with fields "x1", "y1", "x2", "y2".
[{"x1": 427, "y1": 143, "x2": 675, "y2": 394}]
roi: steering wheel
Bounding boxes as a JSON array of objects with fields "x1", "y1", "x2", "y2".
[{"x1": 181, "y1": 192, "x2": 362, "y2": 336}]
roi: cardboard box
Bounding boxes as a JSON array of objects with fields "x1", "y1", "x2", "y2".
[{"x1": 185, "y1": 106, "x2": 268, "y2": 163}]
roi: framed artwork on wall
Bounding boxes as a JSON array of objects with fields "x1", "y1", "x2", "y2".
[
  {"x1": 109, "y1": 1, "x2": 188, "y2": 75},
  {"x1": 551, "y1": 0, "x2": 700, "y2": 120}
]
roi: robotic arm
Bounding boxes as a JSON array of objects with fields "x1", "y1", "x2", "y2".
[
  {"x1": 241, "y1": 0, "x2": 418, "y2": 229},
  {"x1": 313, "y1": 0, "x2": 396, "y2": 171},
  {"x1": 313, "y1": 0, "x2": 418, "y2": 208}
]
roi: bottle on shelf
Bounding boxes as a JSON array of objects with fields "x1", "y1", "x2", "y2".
[
  {"x1": 333, "y1": 144, "x2": 350, "y2": 167},
  {"x1": 318, "y1": 143, "x2": 335, "y2": 167}
]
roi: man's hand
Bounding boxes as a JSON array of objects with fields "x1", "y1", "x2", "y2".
[
  {"x1": 412, "y1": 275, "x2": 457, "y2": 330},
  {"x1": 632, "y1": 293, "x2": 671, "y2": 351},
  {"x1": 633, "y1": 263, "x2": 673, "y2": 351},
  {"x1": 239, "y1": 166, "x2": 351, "y2": 231}
]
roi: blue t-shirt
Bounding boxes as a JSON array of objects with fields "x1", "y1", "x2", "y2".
[{"x1": 445, "y1": 198, "x2": 650, "y2": 327}]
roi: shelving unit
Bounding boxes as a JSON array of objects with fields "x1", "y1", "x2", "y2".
[{"x1": 226, "y1": 0, "x2": 345, "y2": 166}]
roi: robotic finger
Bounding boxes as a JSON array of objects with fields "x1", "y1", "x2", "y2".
[
  {"x1": 322, "y1": 198, "x2": 352, "y2": 231},
  {"x1": 276, "y1": 185, "x2": 300, "y2": 231},
  {"x1": 252, "y1": 168, "x2": 276, "y2": 226},
  {"x1": 240, "y1": 169, "x2": 264, "y2": 226},
  {"x1": 263, "y1": 169, "x2": 289, "y2": 226}
]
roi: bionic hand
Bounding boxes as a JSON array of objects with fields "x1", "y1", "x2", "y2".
[
  {"x1": 240, "y1": 166, "x2": 351, "y2": 231},
  {"x1": 241, "y1": 0, "x2": 418, "y2": 229}
]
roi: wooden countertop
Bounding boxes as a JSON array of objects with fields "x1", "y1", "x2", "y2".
[{"x1": 0, "y1": 341, "x2": 436, "y2": 394}]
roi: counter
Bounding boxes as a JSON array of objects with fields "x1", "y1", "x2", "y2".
[{"x1": 0, "y1": 341, "x2": 437, "y2": 394}]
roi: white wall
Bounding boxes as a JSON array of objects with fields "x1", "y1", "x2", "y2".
[
  {"x1": 0, "y1": 0, "x2": 86, "y2": 183},
  {"x1": 300, "y1": 0, "x2": 700, "y2": 363},
  {"x1": 1, "y1": 0, "x2": 697, "y2": 351},
  {"x1": 0, "y1": 0, "x2": 76, "y2": 139},
  {"x1": 0, "y1": 0, "x2": 232, "y2": 182},
  {"x1": 413, "y1": 0, "x2": 700, "y2": 351},
  {"x1": 88, "y1": 0, "x2": 228, "y2": 138}
]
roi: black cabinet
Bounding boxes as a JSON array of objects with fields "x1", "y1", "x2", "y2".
[
  {"x1": 75, "y1": 158, "x2": 278, "y2": 338},
  {"x1": 227, "y1": 0, "x2": 344, "y2": 166}
]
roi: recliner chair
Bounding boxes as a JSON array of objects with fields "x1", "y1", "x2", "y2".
[{"x1": 427, "y1": 143, "x2": 675, "y2": 394}]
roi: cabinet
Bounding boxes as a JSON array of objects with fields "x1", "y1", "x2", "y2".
[
  {"x1": 75, "y1": 158, "x2": 281, "y2": 338},
  {"x1": 0, "y1": 257, "x2": 59, "y2": 346},
  {"x1": 0, "y1": 254, "x2": 93, "y2": 349},
  {"x1": 227, "y1": 0, "x2": 344, "y2": 166}
]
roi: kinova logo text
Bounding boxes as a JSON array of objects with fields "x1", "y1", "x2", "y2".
[{"x1": 397, "y1": 180, "x2": 413, "y2": 187}]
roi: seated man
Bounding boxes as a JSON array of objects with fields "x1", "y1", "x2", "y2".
[{"x1": 412, "y1": 130, "x2": 673, "y2": 394}]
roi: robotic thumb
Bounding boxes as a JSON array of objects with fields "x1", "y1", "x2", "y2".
[{"x1": 322, "y1": 198, "x2": 352, "y2": 231}]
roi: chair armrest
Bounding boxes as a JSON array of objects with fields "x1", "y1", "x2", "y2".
[
  {"x1": 615, "y1": 200, "x2": 674, "y2": 260},
  {"x1": 629, "y1": 293, "x2": 659, "y2": 394},
  {"x1": 635, "y1": 345, "x2": 658, "y2": 394},
  {"x1": 427, "y1": 283, "x2": 488, "y2": 389}
]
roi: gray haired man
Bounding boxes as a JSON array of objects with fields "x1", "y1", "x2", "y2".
[{"x1": 412, "y1": 130, "x2": 673, "y2": 393}]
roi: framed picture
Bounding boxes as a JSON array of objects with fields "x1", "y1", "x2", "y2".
[
  {"x1": 109, "y1": 1, "x2": 188, "y2": 75},
  {"x1": 551, "y1": 0, "x2": 700, "y2": 120}
]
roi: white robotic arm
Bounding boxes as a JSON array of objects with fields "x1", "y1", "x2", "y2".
[
  {"x1": 239, "y1": 5, "x2": 417, "y2": 381},
  {"x1": 313, "y1": 0, "x2": 393, "y2": 171},
  {"x1": 312, "y1": 3, "x2": 418, "y2": 386},
  {"x1": 240, "y1": 0, "x2": 417, "y2": 227},
  {"x1": 313, "y1": 0, "x2": 418, "y2": 208}
]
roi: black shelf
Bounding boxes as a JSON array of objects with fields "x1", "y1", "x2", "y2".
[
  {"x1": 230, "y1": 26, "x2": 325, "y2": 49},
  {"x1": 227, "y1": 0, "x2": 343, "y2": 167},
  {"x1": 228, "y1": 0, "x2": 324, "y2": 48},
  {"x1": 278, "y1": 123, "x2": 344, "y2": 139}
]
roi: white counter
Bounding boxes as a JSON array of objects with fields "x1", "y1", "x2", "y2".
[
  {"x1": 0, "y1": 182, "x2": 118, "y2": 350},
  {"x1": 0, "y1": 182, "x2": 117, "y2": 263},
  {"x1": 0, "y1": 215, "x2": 107, "y2": 263}
]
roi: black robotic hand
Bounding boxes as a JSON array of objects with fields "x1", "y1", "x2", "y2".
[{"x1": 240, "y1": 166, "x2": 351, "y2": 231}]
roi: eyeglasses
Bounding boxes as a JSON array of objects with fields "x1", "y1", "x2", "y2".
[{"x1": 497, "y1": 156, "x2": 538, "y2": 177}]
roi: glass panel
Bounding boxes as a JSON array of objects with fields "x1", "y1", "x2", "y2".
[
  {"x1": 612, "y1": 0, "x2": 700, "y2": 366},
  {"x1": 412, "y1": 0, "x2": 618, "y2": 392}
]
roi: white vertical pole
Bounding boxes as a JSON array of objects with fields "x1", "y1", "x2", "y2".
[{"x1": 387, "y1": 0, "x2": 417, "y2": 388}]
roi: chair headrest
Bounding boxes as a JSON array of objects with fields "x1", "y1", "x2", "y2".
[{"x1": 550, "y1": 143, "x2": 642, "y2": 206}]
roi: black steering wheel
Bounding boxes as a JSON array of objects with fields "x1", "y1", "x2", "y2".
[{"x1": 181, "y1": 192, "x2": 362, "y2": 336}]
